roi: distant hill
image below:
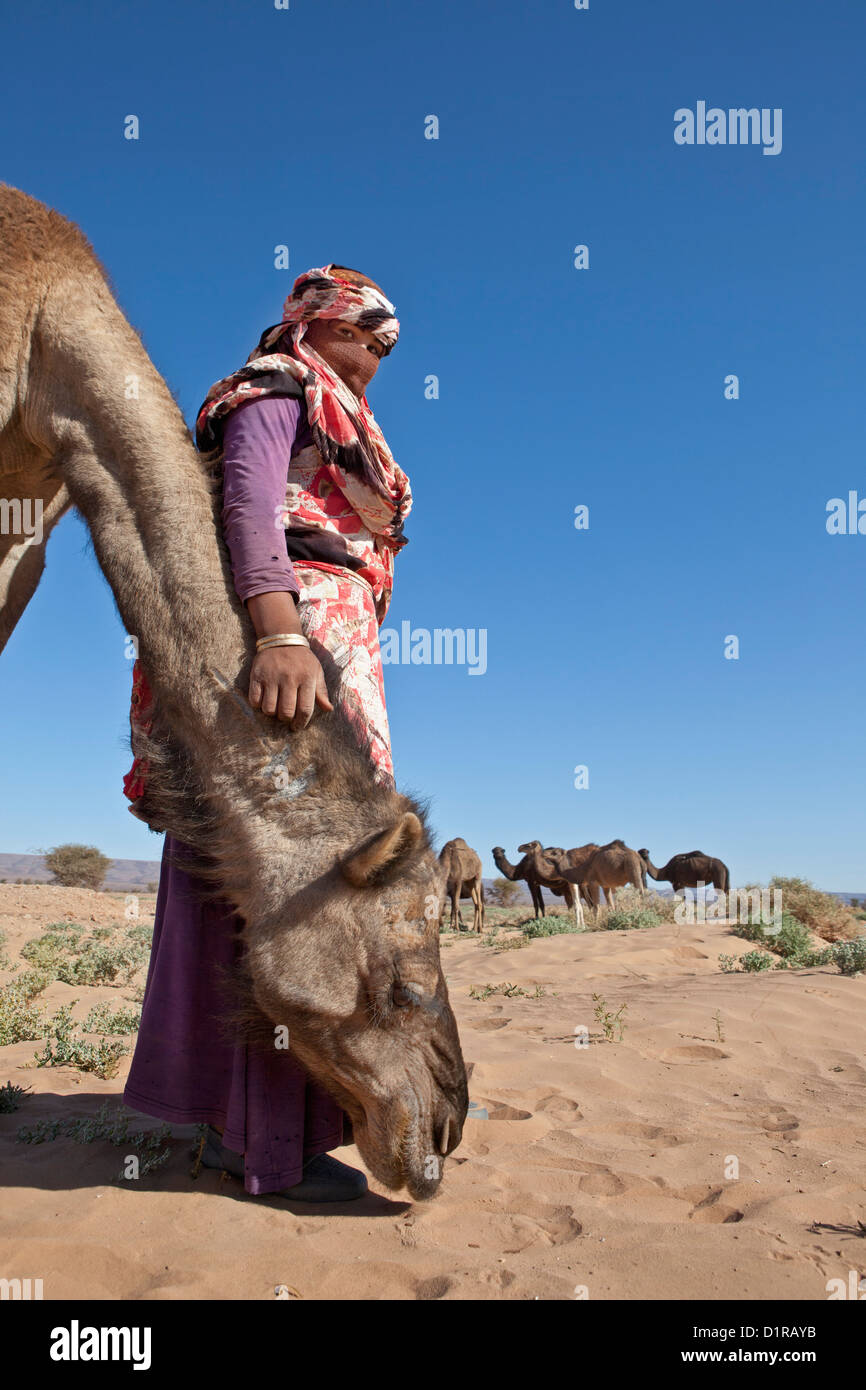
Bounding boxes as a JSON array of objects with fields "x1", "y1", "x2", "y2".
[
  {"x1": 0, "y1": 852, "x2": 162, "y2": 892},
  {"x1": 2, "y1": 855, "x2": 864, "y2": 904}
]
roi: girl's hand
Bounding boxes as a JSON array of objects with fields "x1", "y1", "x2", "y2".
[{"x1": 249, "y1": 645, "x2": 334, "y2": 730}]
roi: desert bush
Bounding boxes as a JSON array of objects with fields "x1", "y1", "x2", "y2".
[
  {"x1": 44, "y1": 843, "x2": 110, "y2": 891},
  {"x1": 831, "y1": 939, "x2": 866, "y2": 977},
  {"x1": 0, "y1": 983, "x2": 47, "y2": 1046},
  {"x1": 20, "y1": 924, "x2": 149, "y2": 987},
  {"x1": 739, "y1": 950, "x2": 775, "y2": 973},
  {"x1": 17, "y1": 1101, "x2": 171, "y2": 1178},
  {"x1": 83, "y1": 1003, "x2": 141, "y2": 1035},
  {"x1": 522, "y1": 917, "x2": 581, "y2": 939},
  {"x1": 594, "y1": 905, "x2": 662, "y2": 932},
  {"x1": 732, "y1": 913, "x2": 813, "y2": 958},
  {"x1": 32, "y1": 1004, "x2": 129, "y2": 1079},
  {"x1": 15, "y1": 968, "x2": 53, "y2": 1000},
  {"x1": 768, "y1": 877, "x2": 860, "y2": 943},
  {"x1": 0, "y1": 1081, "x2": 31, "y2": 1113},
  {"x1": 486, "y1": 877, "x2": 524, "y2": 908}
]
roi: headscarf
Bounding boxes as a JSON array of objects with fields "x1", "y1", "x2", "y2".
[{"x1": 195, "y1": 265, "x2": 411, "y2": 547}]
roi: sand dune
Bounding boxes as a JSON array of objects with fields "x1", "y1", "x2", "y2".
[{"x1": 1, "y1": 885, "x2": 864, "y2": 1300}]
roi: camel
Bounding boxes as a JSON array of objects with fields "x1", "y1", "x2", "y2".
[
  {"x1": 638, "y1": 849, "x2": 730, "y2": 895},
  {"x1": 492, "y1": 846, "x2": 543, "y2": 917},
  {"x1": 546, "y1": 839, "x2": 645, "y2": 913},
  {"x1": 491, "y1": 845, "x2": 578, "y2": 920},
  {"x1": 0, "y1": 185, "x2": 467, "y2": 1200},
  {"x1": 518, "y1": 840, "x2": 601, "y2": 925},
  {"x1": 438, "y1": 838, "x2": 485, "y2": 933}
]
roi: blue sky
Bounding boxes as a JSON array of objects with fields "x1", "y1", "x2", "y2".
[{"x1": 1, "y1": 0, "x2": 864, "y2": 888}]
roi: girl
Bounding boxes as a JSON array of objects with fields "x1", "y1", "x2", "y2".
[{"x1": 122, "y1": 265, "x2": 411, "y2": 1201}]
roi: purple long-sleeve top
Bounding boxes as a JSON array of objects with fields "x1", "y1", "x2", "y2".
[{"x1": 221, "y1": 395, "x2": 313, "y2": 604}]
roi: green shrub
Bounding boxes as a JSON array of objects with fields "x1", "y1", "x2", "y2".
[
  {"x1": 44, "y1": 844, "x2": 110, "y2": 890},
  {"x1": 0, "y1": 983, "x2": 47, "y2": 1045},
  {"x1": 0, "y1": 1081, "x2": 31, "y2": 1113},
  {"x1": 20, "y1": 924, "x2": 149, "y2": 988},
  {"x1": 768, "y1": 877, "x2": 860, "y2": 943},
  {"x1": 595, "y1": 906, "x2": 662, "y2": 932},
  {"x1": 17, "y1": 1102, "x2": 171, "y2": 1179},
  {"x1": 83, "y1": 1003, "x2": 141, "y2": 1035},
  {"x1": 32, "y1": 1004, "x2": 129, "y2": 1079},
  {"x1": 740, "y1": 950, "x2": 775, "y2": 973},
  {"x1": 831, "y1": 938, "x2": 866, "y2": 977},
  {"x1": 522, "y1": 917, "x2": 581, "y2": 939}
]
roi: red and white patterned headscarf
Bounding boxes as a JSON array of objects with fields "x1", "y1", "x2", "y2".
[{"x1": 196, "y1": 265, "x2": 412, "y2": 547}]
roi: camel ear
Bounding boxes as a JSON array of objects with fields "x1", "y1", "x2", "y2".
[{"x1": 342, "y1": 812, "x2": 424, "y2": 889}]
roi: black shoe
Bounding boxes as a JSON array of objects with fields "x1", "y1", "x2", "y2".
[{"x1": 198, "y1": 1128, "x2": 367, "y2": 1201}]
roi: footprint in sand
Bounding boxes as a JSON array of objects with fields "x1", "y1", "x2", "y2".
[
  {"x1": 536, "y1": 1093, "x2": 583, "y2": 1121},
  {"x1": 467, "y1": 1017, "x2": 511, "y2": 1031},
  {"x1": 688, "y1": 1188, "x2": 744, "y2": 1224},
  {"x1": 415, "y1": 1275, "x2": 451, "y2": 1300},
  {"x1": 472, "y1": 1098, "x2": 532, "y2": 1121},
  {"x1": 579, "y1": 1170, "x2": 627, "y2": 1197},
  {"x1": 660, "y1": 1044, "x2": 729, "y2": 1063},
  {"x1": 428, "y1": 1199, "x2": 581, "y2": 1253},
  {"x1": 760, "y1": 1111, "x2": 799, "y2": 1133}
]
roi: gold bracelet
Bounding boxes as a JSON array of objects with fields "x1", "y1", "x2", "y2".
[{"x1": 255, "y1": 633, "x2": 310, "y2": 651}]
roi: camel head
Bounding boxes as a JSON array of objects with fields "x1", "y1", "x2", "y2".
[
  {"x1": 517, "y1": 839, "x2": 542, "y2": 854},
  {"x1": 244, "y1": 809, "x2": 468, "y2": 1202},
  {"x1": 543, "y1": 846, "x2": 568, "y2": 867}
]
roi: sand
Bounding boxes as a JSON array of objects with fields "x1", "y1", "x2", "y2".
[{"x1": 1, "y1": 884, "x2": 864, "y2": 1301}]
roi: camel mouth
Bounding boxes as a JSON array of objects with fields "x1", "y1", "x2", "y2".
[{"x1": 351, "y1": 1091, "x2": 455, "y2": 1201}]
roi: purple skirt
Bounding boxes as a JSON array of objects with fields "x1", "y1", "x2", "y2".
[{"x1": 123, "y1": 834, "x2": 346, "y2": 1194}]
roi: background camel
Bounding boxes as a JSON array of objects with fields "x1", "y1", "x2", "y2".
[
  {"x1": 547, "y1": 839, "x2": 645, "y2": 913},
  {"x1": 0, "y1": 184, "x2": 467, "y2": 1200},
  {"x1": 639, "y1": 849, "x2": 730, "y2": 895},
  {"x1": 438, "y1": 837, "x2": 485, "y2": 933},
  {"x1": 492, "y1": 845, "x2": 576, "y2": 920},
  {"x1": 517, "y1": 840, "x2": 596, "y2": 927},
  {"x1": 518, "y1": 840, "x2": 601, "y2": 924}
]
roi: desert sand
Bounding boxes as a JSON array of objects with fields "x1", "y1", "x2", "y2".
[{"x1": 1, "y1": 883, "x2": 864, "y2": 1301}]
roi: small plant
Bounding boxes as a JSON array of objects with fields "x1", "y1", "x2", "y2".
[
  {"x1": 592, "y1": 993, "x2": 627, "y2": 1042},
  {"x1": 469, "y1": 982, "x2": 534, "y2": 1000},
  {"x1": 0, "y1": 982, "x2": 47, "y2": 1046},
  {"x1": 83, "y1": 1003, "x2": 142, "y2": 1035},
  {"x1": 831, "y1": 938, "x2": 866, "y2": 977},
  {"x1": 16, "y1": 968, "x2": 54, "y2": 999},
  {"x1": 595, "y1": 906, "x2": 662, "y2": 932},
  {"x1": 480, "y1": 933, "x2": 528, "y2": 951},
  {"x1": 521, "y1": 917, "x2": 581, "y2": 939},
  {"x1": 32, "y1": 1004, "x2": 129, "y2": 1079},
  {"x1": 20, "y1": 924, "x2": 149, "y2": 987},
  {"x1": 718, "y1": 954, "x2": 739, "y2": 973},
  {"x1": 739, "y1": 950, "x2": 775, "y2": 973},
  {"x1": 17, "y1": 1101, "x2": 172, "y2": 1178},
  {"x1": 713, "y1": 1010, "x2": 725, "y2": 1043},
  {"x1": 0, "y1": 1081, "x2": 31, "y2": 1113}
]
